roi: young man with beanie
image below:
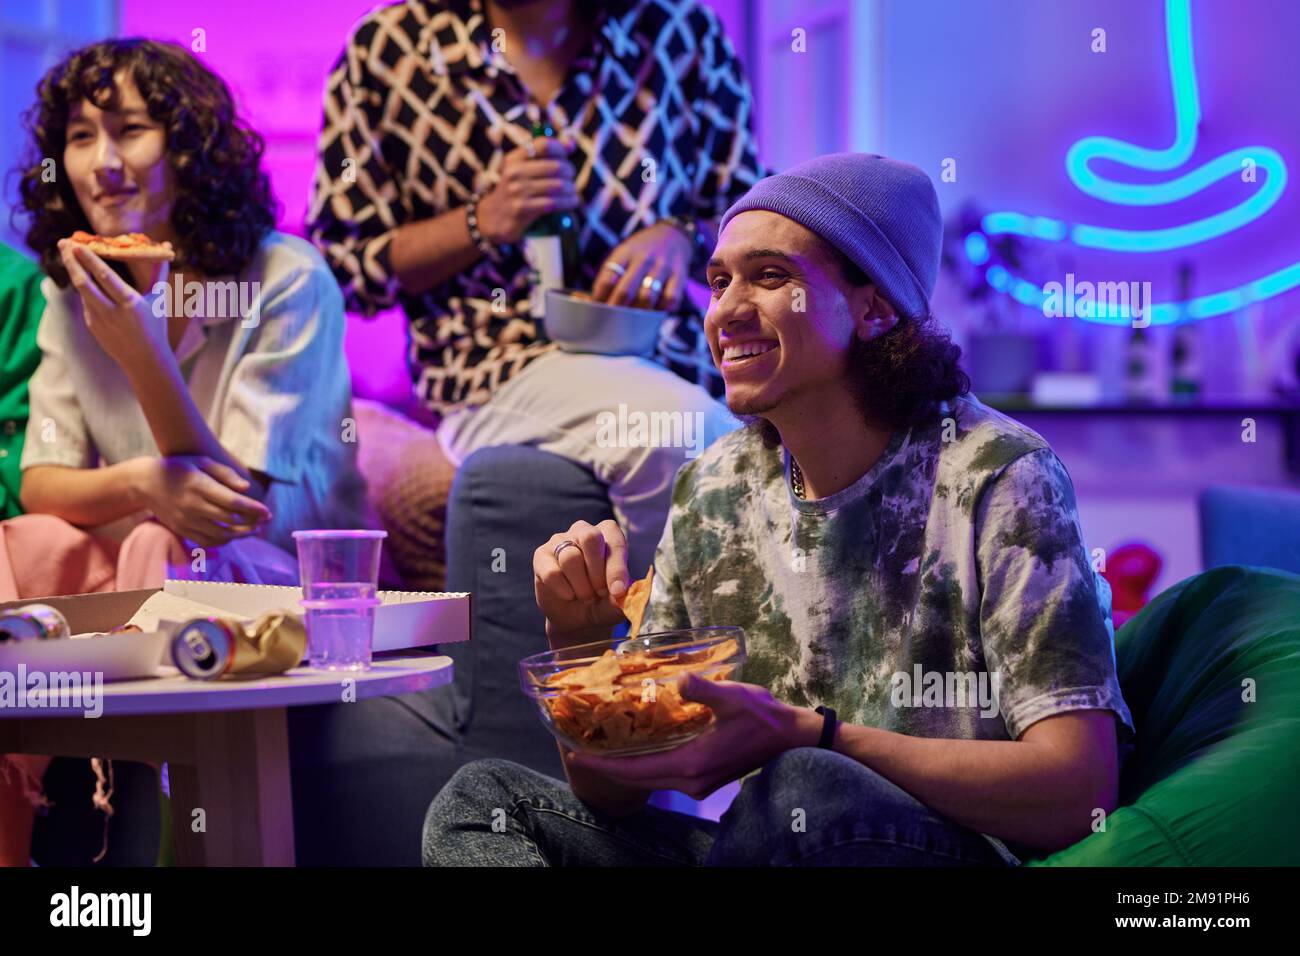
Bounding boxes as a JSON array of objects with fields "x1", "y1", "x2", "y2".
[{"x1": 422, "y1": 153, "x2": 1135, "y2": 867}]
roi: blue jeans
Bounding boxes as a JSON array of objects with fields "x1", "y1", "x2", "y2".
[{"x1": 421, "y1": 748, "x2": 1021, "y2": 866}]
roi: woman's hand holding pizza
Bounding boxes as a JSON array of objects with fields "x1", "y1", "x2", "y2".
[{"x1": 58, "y1": 238, "x2": 172, "y2": 375}]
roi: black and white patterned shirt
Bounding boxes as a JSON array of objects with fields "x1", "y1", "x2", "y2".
[{"x1": 308, "y1": 0, "x2": 767, "y2": 414}]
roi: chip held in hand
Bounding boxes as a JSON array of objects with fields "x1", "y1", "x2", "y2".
[{"x1": 618, "y1": 565, "x2": 654, "y2": 638}]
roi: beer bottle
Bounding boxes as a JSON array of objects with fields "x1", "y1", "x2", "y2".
[
  {"x1": 1170, "y1": 261, "x2": 1201, "y2": 401},
  {"x1": 524, "y1": 120, "x2": 582, "y2": 319},
  {"x1": 1124, "y1": 324, "x2": 1161, "y2": 404}
]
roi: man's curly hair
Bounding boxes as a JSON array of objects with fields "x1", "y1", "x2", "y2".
[
  {"x1": 14, "y1": 38, "x2": 276, "y2": 287},
  {"x1": 826, "y1": 241, "x2": 969, "y2": 432}
]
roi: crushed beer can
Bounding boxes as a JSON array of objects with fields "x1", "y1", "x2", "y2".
[
  {"x1": 170, "y1": 610, "x2": 307, "y2": 680},
  {"x1": 0, "y1": 603, "x2": 71, "y2": 643}
]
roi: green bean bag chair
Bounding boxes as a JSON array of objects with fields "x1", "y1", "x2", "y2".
[{"x1": 1025, "y1": 564, "x2": 1300, "y2": 866}]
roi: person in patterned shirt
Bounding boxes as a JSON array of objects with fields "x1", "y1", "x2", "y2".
[
  {"x1": 309, "y1": 0, "x2": 766, "y2": 575},
  {"x1": 422, "y1": 154, "x2": 1135, "y2": 867}
]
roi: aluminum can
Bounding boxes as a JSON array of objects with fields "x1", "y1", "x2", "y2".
[
  {"x1": 0, "y1": 603, "x2": 71, "y2": 643},
  {"x1": 171, "y1": 611, "x2": 306, "y2": 680}
]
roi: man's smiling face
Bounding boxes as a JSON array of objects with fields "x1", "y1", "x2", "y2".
[{"x1": 704, "y1": 209, "x2": 873, "y2": 418}]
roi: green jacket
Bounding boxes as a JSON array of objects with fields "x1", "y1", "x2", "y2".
[{"x1": 0, "y1": 242, "x2": 46, "y2": 518}]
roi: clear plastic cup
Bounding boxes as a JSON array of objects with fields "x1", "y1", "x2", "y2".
[{"x1": 292, "y1": 530, "x2": 387, "y2": 670}]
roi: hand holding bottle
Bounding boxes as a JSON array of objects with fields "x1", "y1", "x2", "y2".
[{"x1": 475, "y1": 135, "x2": 580, "y2": 244}]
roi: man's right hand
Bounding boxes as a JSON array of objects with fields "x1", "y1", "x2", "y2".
[
  {"x1": 534, "y1": 518, "x2": 655, "y2": 817},
  {"x1": 533, "y1": 519, "x2": 631, "y2": 644},
  {"x1": 475, "y1": 136, "x2": 580, "y2": 244},
  {"x1": 129, "y1": 455, "x2": 272, "y2": 549}
]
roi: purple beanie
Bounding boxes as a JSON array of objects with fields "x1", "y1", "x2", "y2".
[{"x1": 718, "y1": 153, "x2": 942, "y2": 320}]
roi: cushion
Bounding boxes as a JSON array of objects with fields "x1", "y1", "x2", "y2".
[
  {"x1": 352, "y1": 398, "x2": 456, "y2": 592},
  {"x1": 1027, "y1": 565, "x2": 1300, "y2": 865},
  {"x1": 1200, "y1": 484, "x2": 1300, "y2": 576}
]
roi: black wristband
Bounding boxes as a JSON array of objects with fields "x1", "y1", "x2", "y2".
[
  {"x1": 813, "y1": 705, "x2": 838, "y2": 750},
  {"x1": 660, "y1": 214, "x2": 709, "y2": 273}
]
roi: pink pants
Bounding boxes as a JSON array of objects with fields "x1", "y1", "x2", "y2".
[
  {"x1": 0, "y1": 515, "x2": 299, "y2": 864},
  {"x1": 0, "y1": 514, "x2": 299, "y2": 601}
]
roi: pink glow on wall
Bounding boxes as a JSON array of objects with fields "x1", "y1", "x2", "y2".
[
  {"x1": 119, "y1": 0, "x2": 378, "y2": 233},
  {"x1": 119, "y1": 0, "x2": 417, "y2": 410}
]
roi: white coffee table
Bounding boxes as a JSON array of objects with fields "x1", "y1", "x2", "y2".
[{"x1": 0, "y1": 653, "x2": 453, "y2": 866}]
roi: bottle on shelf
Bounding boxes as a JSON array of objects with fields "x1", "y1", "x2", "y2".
[
  {"x1": 523, "y1": 119, "x2": 582, "y2": 319},
  {"x1": 1124, "y1": 321, "x2": 1160, "y2": 404},
  {"x1": 1170, "y1": 260, "x2": 1201, "y2": 401}
]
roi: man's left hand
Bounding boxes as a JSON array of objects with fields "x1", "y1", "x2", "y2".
[
  {"x1": 591, "y1": 221, "x2": 692, "y2": 311},
  {"x1": 566, "y1": 674, "x2": 818, "y2": 800}
]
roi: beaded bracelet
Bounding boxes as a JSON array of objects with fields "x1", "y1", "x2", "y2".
[{"x1": 465, "y1": 191, "x2": 501, "y2": 261}]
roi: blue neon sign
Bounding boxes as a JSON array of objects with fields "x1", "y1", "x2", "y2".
[{"x1": 964, "y1": 0, "x2": 1297, "y2": 324}]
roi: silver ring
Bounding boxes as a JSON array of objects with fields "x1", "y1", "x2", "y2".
[
  {"x1": 525, "y1": 138, "x2": 538, "y2": 159},
  {"x1": 553, "y1": 539, "x2": 580, "y2": 560},
  {"x1": 641, "y1": 275, "x2": 664, "y2": 293},
  {"x1": 601, "y1": 261, "x2": 627, "y2": 276}
]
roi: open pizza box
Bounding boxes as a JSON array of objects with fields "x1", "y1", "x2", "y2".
[{"x1": 0, "y1": 580, "x2": 471, "y2": 682}]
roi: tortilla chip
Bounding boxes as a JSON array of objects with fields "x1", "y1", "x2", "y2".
[
  {"x1": 620, "y1": 566, "x2": 654, "y2": 639},
  {"x1": 537, "y1": 629, "x2": 741, "y2": 753}
]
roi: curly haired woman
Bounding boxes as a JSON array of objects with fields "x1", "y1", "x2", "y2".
[{"x1": 0, "y1": 39, "x2": 368, "y2": 865}]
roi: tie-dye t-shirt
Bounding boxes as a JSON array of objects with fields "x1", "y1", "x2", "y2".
[{"x1": 641, "y1": 393, "x2": 1136, "y2": 750}]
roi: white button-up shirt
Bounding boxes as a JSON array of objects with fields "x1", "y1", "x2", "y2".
[{"x1": 22, "y1": 231, "x2": 370, "y2": 553}]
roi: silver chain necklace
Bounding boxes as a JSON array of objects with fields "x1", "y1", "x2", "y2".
[{"x1": 790, "y1": 456, "x2": 806, "y2": 500}]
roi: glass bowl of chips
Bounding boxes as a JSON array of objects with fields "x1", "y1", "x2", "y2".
[{"x1": 519, "y1": 627, "x2": 747, "y2": 757}]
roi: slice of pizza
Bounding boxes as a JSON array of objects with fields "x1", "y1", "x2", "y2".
[{"x1": 67, "y1": 230, "x2": 175, "y2": 262}]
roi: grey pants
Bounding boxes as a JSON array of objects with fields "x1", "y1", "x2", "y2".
[{"x1": 437, "y1": 350, "x2": 738, "y2": 577}]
